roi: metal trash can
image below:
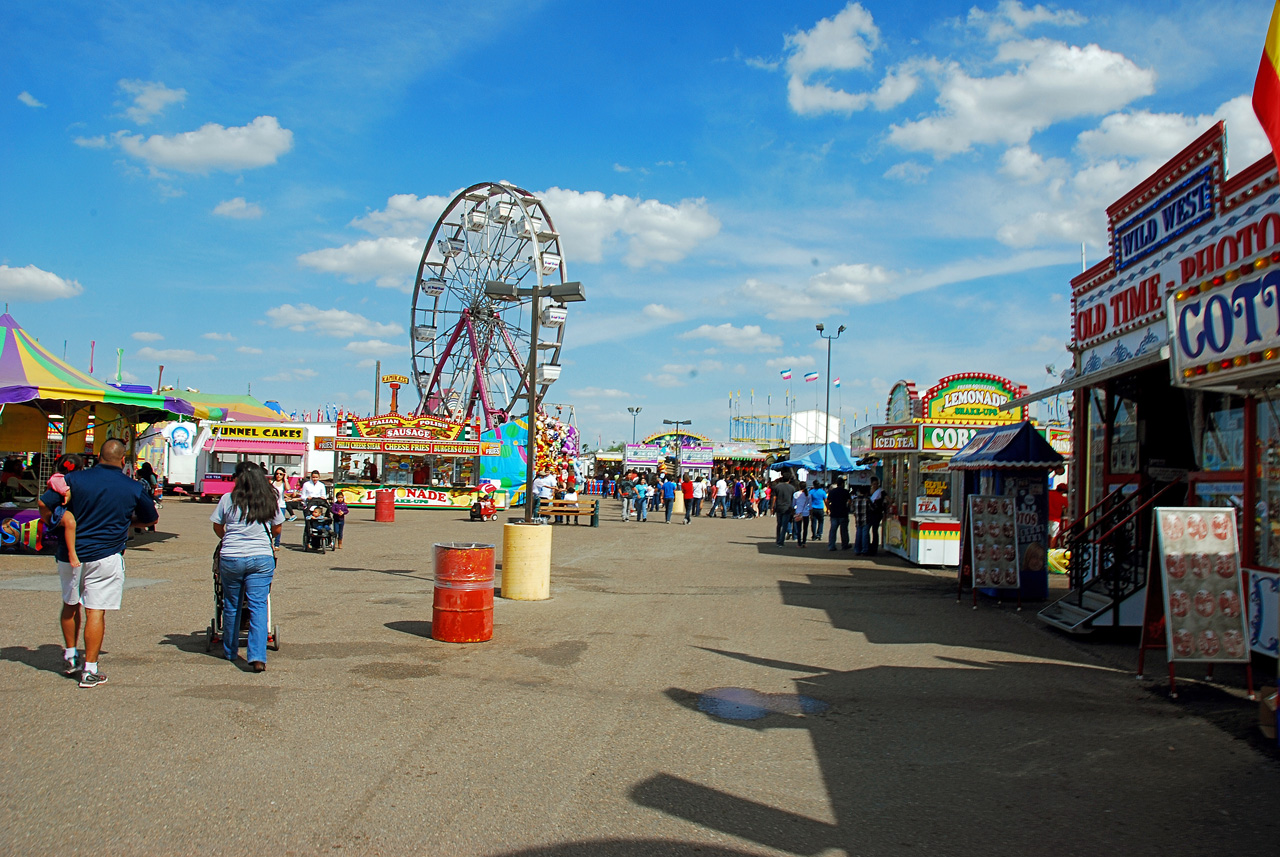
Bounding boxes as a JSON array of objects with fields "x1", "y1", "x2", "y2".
[
  {"x1": 374, "y1": 488, "x2": 396, "y2": 522},
  {"x1": 432, "y1": 542, "x2": 495, "y2": 642}
]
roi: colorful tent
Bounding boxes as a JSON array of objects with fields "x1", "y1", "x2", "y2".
[
  {"x1": 174, "y1": 392, "x2": 288, "y2": 422},
  {"x1": 0, "y1": 313, "x2": 206, "y2": 419},
  {"x1": 948, "y1": 421, "x2": 1064, "y2": 470},
  {"x1": 775, "y1": 442, "x2": 866, "y2": 472}
]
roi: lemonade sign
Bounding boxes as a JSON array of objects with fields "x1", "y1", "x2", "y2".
[{"x1": 922, "y1": 374, "x2": 1025, "y2": 424}]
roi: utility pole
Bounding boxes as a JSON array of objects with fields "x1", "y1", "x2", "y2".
[{"x1": 816, "y1": 323, "x2": 845, "y2": 474}]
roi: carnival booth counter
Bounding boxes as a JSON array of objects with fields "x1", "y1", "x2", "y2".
[
  {"x1": 321, "y1": 412, "x2": 505, "y2": 510},
  {"x1": 861, "y1": 375, "x2": 1033, "y2": 568}
]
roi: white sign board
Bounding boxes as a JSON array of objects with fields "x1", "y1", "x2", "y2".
[{"x1": 1154, "y1": 507, "x2": 1250, "y2": 662}]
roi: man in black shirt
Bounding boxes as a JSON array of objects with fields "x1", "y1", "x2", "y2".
[
  {"x1": 826, "y1": 477, "x2": 852, "y2": 551},
  {"x1": 771, "y1": 471, "x2": 796, "y2": 547}
]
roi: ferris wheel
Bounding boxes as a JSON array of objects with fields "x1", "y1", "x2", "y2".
[{"x1": 410, "y1": 182, "x2": 568, "y2": 430}]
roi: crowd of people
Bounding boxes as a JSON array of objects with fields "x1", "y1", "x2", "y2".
[
  {"x1": 766, "y1": 471, "x2": 884, "y2": 553},
  {"x1": 611, "y1": 472, "x2": 772, "y2": 524}
]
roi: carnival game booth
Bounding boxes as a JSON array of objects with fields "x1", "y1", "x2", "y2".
[
  {"x1": 1008, "y1": 123, "x2": 1280, "y2": 653},
  {"x1": 627, "y1": 430, "x2": 715, "y2": 478},
  {"x1": 325, "y1": 411, "x2": 504, "y2": 510},
  {"x1": 861, "y1": 374, "x2": 1030, "y2": 568},
  {"x1": 951, "y1": 421, "x2": 1064, "y2": 601}
]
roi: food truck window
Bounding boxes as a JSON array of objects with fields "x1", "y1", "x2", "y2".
[
  {"x1": 1254, "y1": 394, "x2": 1280, "y2": 569},
  {"x1": 1110, "y1": 395, "x2": 1138, "y2": 475},
  {"x1": 269, "y1": 454, "x2": 301, "y2": 469},
  {"x1": 1198, "y1": 393, "x2": 1244, "y2": 472}
]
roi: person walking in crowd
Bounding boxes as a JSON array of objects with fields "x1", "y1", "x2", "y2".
[
  {"x1": 532, "y1": 469, "x2": 555, "y2": 518},
  {"x1": 211, "y1": 463, "x2": 284, "y2": 672},
  {"x1": 38, "y1": 438, "x2": 158, "y2": 688},
  {"x1": 868, "y1": 477, "x2": 885, "y2": 556},
  {"x1": 619, "y1": 471, "x2": 636, "y2": 522},
  {"x1": 270, "y1": 468, "x2": 291, "y2": 542},
  {"x1": 634, "y1": 478, "x2": 650, "y2": 522},
  {"x1": 681, "y1": 473, "x2": 695, "y2": 524},
  {"x1": 827, "y1": 477, "x2": 851, "y2": 551},
  {"x1": 792, "y1": 481, "x2": 811, "y2": 547},
  {"x1": 332, "y1": 490, "x2": 349, "y2": 549},
  {"x1": 809, "y1": 481, "x2": 826, "y2": 540},
  {"x1": 712, "y1": 474, "x2": 728, "y2": 518},
  {"x1": 662, "y1": 474, "x2": 677, "y2": 523},
  {"x1": 771, "y1": 470, "x2": 797, "y2": 547},
  {"x1": 691, "y1": 475, "x2": 704, "y2": 517}
]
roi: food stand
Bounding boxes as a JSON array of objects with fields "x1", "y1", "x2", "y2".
[
  {"x1": 325, "y1": 412, "x2": 504, "y2": 510},
  {"x1": 859, "y1": 374, "x2": 1031, "y2": 567}
]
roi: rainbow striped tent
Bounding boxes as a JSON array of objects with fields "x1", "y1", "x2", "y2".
[{"x1": 0, "y1": 313, "x2": 206, "y2": 419}]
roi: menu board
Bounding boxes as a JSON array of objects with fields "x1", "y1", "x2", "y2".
[
  {"x1": 968, "y1": 495, "x2": 1020, "y2": 589},
  {"x1": 1155, "y1": 508, "x2": 1250, "y2": 662}
]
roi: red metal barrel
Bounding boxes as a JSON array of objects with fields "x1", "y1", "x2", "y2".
[
  {"x1": 432, "y1": 542, "x2": 495, "y2": 643},
  {"x1": 374, "y1": 488, "x2": 396, "y2": 522}
]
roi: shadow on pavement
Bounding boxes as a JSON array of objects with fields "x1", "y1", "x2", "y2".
[
  {"x1": 159, "y1": 631, "x2": 222, "y2": 656},
  {"x1": 635, "y1": 648, "x2": 1280, "y2": 856},
  {"x1": 386, "y1": 620, "x2": 432, "y2": 639},
  {"x1": 488, "y1": 841, "x2": 761, "y2": 856},
  {"x1": 0, "y1": 643, "x2": 74, "y2": 676}
]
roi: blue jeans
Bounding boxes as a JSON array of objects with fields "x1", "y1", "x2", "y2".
[
  {"x1": 711, "y1": 497, "x2": 726, "y2": 518},
  {"x1": 636, "y1": 498, "x2": 648, "y2": 521},
  {"x1": 855, "y1": 521, "x2": 870, "y2": 554},
  {"x1": 810, "y1": 510, "x2": 824, "y2": 539},
  {"x1": 775, "y1": 510, "x2": 792, "y2": 545},
  {"x1": 220, "y1": 554, "x2": 275, "y2": 664},
  {"x1": 829, "y1": 515, "x2": 850, "y2": 550},
  {"x1": 664, "y1": 498, "x2": 673, "y2": 522}
]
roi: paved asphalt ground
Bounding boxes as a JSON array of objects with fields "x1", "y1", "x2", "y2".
[{"x1": 2, "y1": 499, "x2": 1278, "y2": 856}]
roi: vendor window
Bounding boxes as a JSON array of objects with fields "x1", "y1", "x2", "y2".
[
  {"x1": 1255, "y1": 394, "x2": 1280, "y2": 568},
  {"x1": 1196, "y1": 393, "x2": 1244, "y2": 472},
  {"x1": 1110, "y1": 395, "x2": 1138, "y2": 475}
]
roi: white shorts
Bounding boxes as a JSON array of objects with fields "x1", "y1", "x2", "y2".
[{"x1": 58, "y1": 554, "x2": 126, "y2": 610}]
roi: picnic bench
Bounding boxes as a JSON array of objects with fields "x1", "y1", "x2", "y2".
[{"x1": 540, "y1": 498, "x2": 600, "y2": 527}]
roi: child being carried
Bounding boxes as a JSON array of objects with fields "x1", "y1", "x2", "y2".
[{"x1": 47, "y1": 454, "x2": 83, "y2": 567}]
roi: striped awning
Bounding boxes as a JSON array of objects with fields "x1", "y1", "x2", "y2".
[{"x1": 203, "y1": 438, "x2": 307, "y2": 454}]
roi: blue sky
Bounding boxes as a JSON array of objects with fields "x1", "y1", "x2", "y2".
[{"x1": 2, "y1": 1, "x2": 1274, "y2": 446}]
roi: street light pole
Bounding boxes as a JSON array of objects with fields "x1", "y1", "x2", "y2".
[
  {"x1": 628, "y1": 406, "x2": 643, "y2": 443},
  {"x1": 815, "y1": 324, "x2": 845, "y2": 475}
]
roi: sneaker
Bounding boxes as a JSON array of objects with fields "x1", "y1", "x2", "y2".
[
  {"x1": 78, "y1": 671, "x2": 108, "y2": 689},
  {"x1": 63, "y1": 653, "x2": 81, "y2": 676}
]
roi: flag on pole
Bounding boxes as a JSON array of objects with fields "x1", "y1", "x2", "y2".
[
  {"x1": 779, "y1": 368, "x2": 792, "y2": 380},
  {"x1": 833, "y1": 377, "x2": 841, "y2": 388},
  {"x1": 1254, "y1": 1, "x2": 1280, "y2": 169},
  {"x1": 803, "y1": 371, "x2": 820, "y2": 382}
]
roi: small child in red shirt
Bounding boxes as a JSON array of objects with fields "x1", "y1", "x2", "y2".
[{"x1": 47, "y1": 454, "x2": 83, "y2": 567}]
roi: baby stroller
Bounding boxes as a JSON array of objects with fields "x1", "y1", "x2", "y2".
[
  {"x1": 469, "y1": 496, "x2": 497, "y2": 521},
  {"x1": 302, "y1": 497, "x2": 336, "y2": 552},
  {"x1": 205, "y1": 544, "x2": 279, "y2": 653}
]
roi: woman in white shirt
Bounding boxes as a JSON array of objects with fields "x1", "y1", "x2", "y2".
[{"x1": 792, "y1": 484, "x2": 811, "y2": 548}]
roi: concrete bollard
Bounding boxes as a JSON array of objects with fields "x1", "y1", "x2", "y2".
[{"x1": 501, "y1": 521, "x2": 551, "y2": 600}]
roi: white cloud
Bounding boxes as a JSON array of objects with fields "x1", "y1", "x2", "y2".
[
  {"x1": 765, "y1": 355, "x2": 816, "y2": 370},
  {"x1": 566, "y1": 387, "x2": 631, "y2": 399},
  {"x1": 296, "y1": 236, "x2": 422, "y2": 291},
  {"x1": 136, "y1": 346, "x2": 215, "y2": 363},
  {"x1": 212, "y1": 197, "x2": 263, "y2": 219},
  {"x1": 117, "y1": 80, "x2": 186, "y2": 124},
  {"x1": 643, "y1": 373, "x2": 685, "y2": 388},
  {"x1": 968, "y1": 1, "x2": 1086, "y2": 42},
  {"x1": 349, "y1": 192, "x2": 453, "y2": 237},
  {"x1": 202, "y1": 332, "x2": 235, "y2": 341},
  {"x1": 887, "y1": 39, "x2": 1155, "y2": 158},
  {"x1": 265, "y1": 304, "x2": 401, "y2": 339},
  {"x1": 236, "y1": 345, "x2": 263, "y2": 355},
  {"x1": 883, "y1": 161, "x2": 932, "y2": 183},
  {"x1": 115, "y1": 115, "x2": 293, "y2": 173},
  {"x1": 999, "y1": 145, "x2": 1066, "y2": 184},
  {"x1": 344, "y1": 339, "x2": 408, "y2": 356},
  {"x1": 329, "y1": 188, "x2": 721, "y2": 276},
  {"x1": 132, "y1": 331, "x2": 164, "y2": 342},
  {"x1": 540, "y1": 188, "x2": 721, "y2": 267},
  {"x1": 642, "y1": 303, "x2": 684, "y2": 322},
  {"x1": 0, "y1": 264, "x2": 83, "y2": 301},
  {"x1": 17, "y1": 91, "x2": 45, "y2": 108},
  {"x1": 679, "y1": 323, "x2": 782, "y2": 352},
  {"x1": 263, "y1": 368, "x2": 318, "y2": 382},
  {"x1": 785, "y1": 2, "x2": 879, "y2": 79},
  {"x1": 73, "y1": 135, "x2": 108, "y2": 148},
  {"x1": 738, "y1": 249, "x2": 1076, "y2": 320}
]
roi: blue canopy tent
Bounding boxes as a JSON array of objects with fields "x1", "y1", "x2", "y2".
[{"x1": 775, "y1": 443, "x2": 866, "y2": 473}]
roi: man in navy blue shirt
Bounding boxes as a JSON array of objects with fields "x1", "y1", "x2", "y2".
[{"x1": 38, "y1": 439, "x2": 158, "y2": 688}]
